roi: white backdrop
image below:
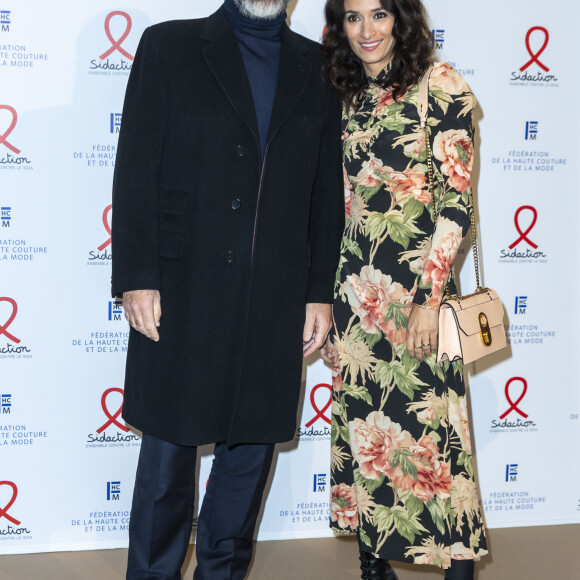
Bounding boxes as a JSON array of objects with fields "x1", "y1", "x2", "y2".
[{"x1": 1, "y1": 0, "x2": 578, "y2": 555}]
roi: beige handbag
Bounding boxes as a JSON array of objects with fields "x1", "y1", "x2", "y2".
[{"x1": 417, "y1": 67, "x2": 507, "y2": 365}]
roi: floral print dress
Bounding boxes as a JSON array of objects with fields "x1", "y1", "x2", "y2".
[{"x1": 329, "y1": 62, "x2": 488, "y2": 569}]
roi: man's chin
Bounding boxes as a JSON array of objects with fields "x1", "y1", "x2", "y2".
[{"x1": 233, "y1": 0, "x2": 289, "y2": 21}]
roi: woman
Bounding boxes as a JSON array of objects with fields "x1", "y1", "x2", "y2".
[{"x1": 321, "y1": 1, "x2": 488, "y2": 579}]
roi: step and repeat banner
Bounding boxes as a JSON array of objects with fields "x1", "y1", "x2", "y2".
[{"x1": 1, "y1": 0, "x2": 578, "y2": 555}]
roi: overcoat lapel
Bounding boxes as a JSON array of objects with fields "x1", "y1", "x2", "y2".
[
  {"x1": 201, "y1": 10, "x2": 312, "y2": 150},
  {"x1": 267, "y1": 26, "x2": 312, "y2": 144},
  {"x1": 201, "y1": 8, "x2": 259, "y2": 145}
]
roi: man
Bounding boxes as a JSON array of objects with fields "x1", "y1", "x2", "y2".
[{"x1": 111, "y1": 0, "x2": 344, "y2": 578}]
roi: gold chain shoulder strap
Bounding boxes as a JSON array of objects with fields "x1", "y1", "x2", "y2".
[{"x1": 416, "y1": 67, "x2": 484, "y2": 297}]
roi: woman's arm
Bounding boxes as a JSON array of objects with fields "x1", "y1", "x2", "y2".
[{"x1": 407, "y1": 64, "x2": 476, "y2": 360}]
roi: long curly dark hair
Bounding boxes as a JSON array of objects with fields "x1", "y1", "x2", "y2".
[{"x1": 323, "y1": 0, "x2": 434, "y2": 109}]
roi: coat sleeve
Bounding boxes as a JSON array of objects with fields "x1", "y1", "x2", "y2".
[
  {"x1": 111, "y1": 26, "x2": 166, "y2": 297},
  {"x1": 305, "y1": 86, "x2": 345, "y2": 304}
]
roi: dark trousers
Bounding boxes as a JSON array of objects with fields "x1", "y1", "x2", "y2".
[{"x1": 127, "y1": 434, "x2": 275, "y2": 580}]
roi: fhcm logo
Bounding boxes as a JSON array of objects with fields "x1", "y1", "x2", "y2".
[
  {"x1": 313, "y1": 474, "x2": 327, "y2": 492},
  {"x1": 525, "y1": 121, "x2": 538, "y2": 141},
  {"x1": 0, "y1": 11, "x2": 10, "y2": 32},
  {"x1": 1, "y1": 394, "x2": 11, "y2": 414},
  {"x1": 432, "y1": 29, "x2": 444, "y2": 50},
  {"x1": 1, "y1": 207, "x2": 10, "y2": 228},
  {"x1": 108, "y1": 301, "x2": 123, "y2": 321},
  {"x1": 107, "y1": 481, "x2": 121, "y2": 500}
]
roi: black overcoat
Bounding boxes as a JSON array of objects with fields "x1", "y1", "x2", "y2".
[{"x1": 111, "y1": 7, "x2": 344, "y2": 446}]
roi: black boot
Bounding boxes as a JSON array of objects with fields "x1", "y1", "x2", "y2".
[
  {"x1": 359, "y1": 549, "x2": 398, "y2": 580},
  {"x1": 444, "y1": 559, "x2": 475, "y2": 580}
]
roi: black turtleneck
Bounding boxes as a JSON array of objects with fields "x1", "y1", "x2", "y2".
[{"x1": 223, "y1": 0, "x2": 286, "y2": 157}]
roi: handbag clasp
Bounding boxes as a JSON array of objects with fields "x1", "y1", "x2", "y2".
[{"x1": 478, "y1": 312, "x2": 492, "y2": 346}]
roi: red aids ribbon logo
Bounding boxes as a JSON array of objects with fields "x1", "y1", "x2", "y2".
[
  {"x1": 0, "y1": 297, "x2": 20, "y2": 344},
  {"x1": 500, "y1": 377, "x2": 529, "y2": 420},
  {"x1": 0, "y1": 481, "x2": 21, "y2": 526},
  {"x1": 97, "y1": 388, "x2": 130, "y2": 433},
  {"x1": 305, "y1": 383, "x2": 332, "y2": 427},
  {"x1": 0, "y1": 105, "x2": 21, "y2": 154},
  {"x1": 509, "y1": 206, "x2": 538, "y2": 249},
  {"x1": 99, "y1": 11, "x2": 135, "y2": 61},
  {"x1": 98, "y1": 205, "x2": 112, "y2": 251},
  {"x1": 520, "y1": 27, "x2": 550, "y2": 72}
]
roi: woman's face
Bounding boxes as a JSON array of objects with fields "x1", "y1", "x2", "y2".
[{"x1": 343, "y1": 0, "x2": 395, "y2": 77}]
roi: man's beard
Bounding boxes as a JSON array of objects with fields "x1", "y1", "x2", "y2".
[{"x1": 232, "y1": 0, "x2": 290, "y2": 20}]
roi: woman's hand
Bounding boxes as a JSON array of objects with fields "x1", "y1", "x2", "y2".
[
  {"x1": 406, "y1": 304, "x2": 439, "y2": 362},
  {"x1": 320, "y1": 335, "x2": 334, "y2": 364}
]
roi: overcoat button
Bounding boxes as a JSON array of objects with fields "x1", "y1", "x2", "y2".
[
  {"x1": 232, "y1": 198, "x2": 241, "y2": 210},
  {"x1": 236, "y1": 145, "x2": 245, "y2": 157},
  {"x1": 225, "y1": 250, "x2": 235, "y2": 263}
]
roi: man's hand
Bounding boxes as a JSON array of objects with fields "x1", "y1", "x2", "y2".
[
  {"x1": 303, "y1": 303, "x2": 332, "y2": 358},
  {"x1": 123, "y1": 290, "x2": 162, "y2": 342}
]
